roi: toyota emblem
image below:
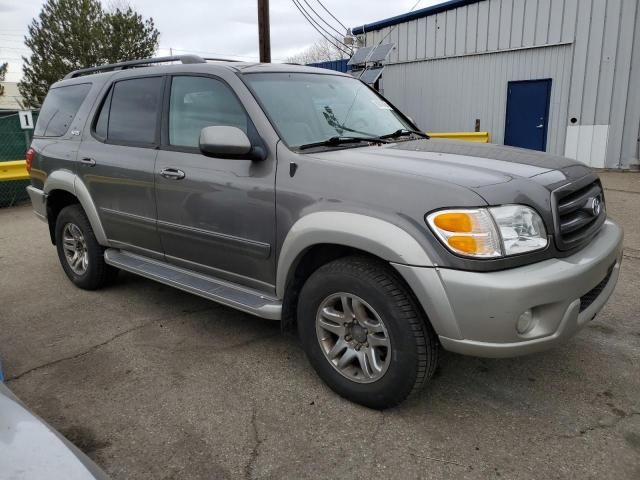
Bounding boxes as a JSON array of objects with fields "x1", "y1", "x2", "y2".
[{"x1": 590, "y1": 197, "x2": 602, "y2": 216}]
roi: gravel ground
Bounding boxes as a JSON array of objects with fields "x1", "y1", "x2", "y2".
[{"x1": 1, "y1": 171, "x2": 639, "y2": 479}]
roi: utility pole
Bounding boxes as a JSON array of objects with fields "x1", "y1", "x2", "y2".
[{"x1": 257, "y1": 0, "x2": 271, "y2": 63}]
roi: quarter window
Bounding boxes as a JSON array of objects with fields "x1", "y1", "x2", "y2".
[
  {"x1": 98, "y1": 76, "x2": 163, "y2": 144},
  {"x1": 169, "y1": 76, "x2": 248, "y2": 148},
  {"x1": 34, "y1": 83, "x2": 91, "y2": 137}
]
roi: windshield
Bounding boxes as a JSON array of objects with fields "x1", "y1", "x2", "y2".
[{"x1": 244, "y1": 73, "x2": 414, "y2": 148}]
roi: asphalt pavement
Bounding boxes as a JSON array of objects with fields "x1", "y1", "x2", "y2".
[{"x1": 0, "y1": 171, "x2": 638, "y2": 479}]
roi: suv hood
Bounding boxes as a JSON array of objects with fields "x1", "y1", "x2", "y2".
[{"x1": 308, "y1": 139, "x2": 582, "y2": 189}]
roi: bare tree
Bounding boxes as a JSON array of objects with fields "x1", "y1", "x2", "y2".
[{"x1": 286, "y1": 38, "x2": 350, "y2": 64}]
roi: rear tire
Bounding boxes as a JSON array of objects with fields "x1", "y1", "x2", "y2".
[
  {"x1": 297, "y1": 256, "x2": 438, "y2": 409},
  {"x1": 55, "y1": 204, "x2": 117, "y2": 290}
]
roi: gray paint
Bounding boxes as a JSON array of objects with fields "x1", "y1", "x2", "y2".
[
  {"x1": 362, "y1": 0, "x2": 640, "y2": 169},
  {"x1": 28, "y1": 61, "x2": 622, "y2": 361},
  {"x1": 0, "y1": 383, "x2": 109, "y2": 479},
  {"x1": 435, "y1": 220, "x2": 622, "y2": 357}
]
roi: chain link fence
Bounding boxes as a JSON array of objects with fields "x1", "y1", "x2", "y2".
[{"x1": 0, "y1": 111, "x2": 38, "y2": 208}]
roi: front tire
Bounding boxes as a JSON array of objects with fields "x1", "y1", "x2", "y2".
[
  {"x1": 297, "y1": 256, "x2": 438, "y2": 409},
  {"x1": 55, "y1": 204, "x2": 117, "y2": 290}
]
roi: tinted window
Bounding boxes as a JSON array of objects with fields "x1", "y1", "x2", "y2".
[
  {"x1": 34, "y1": 83, "x2": 91, "y2": 137},
  {"x1": 108, "y1": 77, "x2": 163, "y2": 144},
  {"x1": 169, "y1": 76, "x2": 248, "y2": 147}
]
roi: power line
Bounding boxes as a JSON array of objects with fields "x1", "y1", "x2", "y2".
[
  {"x1": 299, "y1": 0, "x2": 344, "y2": 38},
  {"x1": 294, "y1": 0, "x2": 352, "y2": 51},
  {"x1": 314, "y1": 0, "x2": 347, "y2": 31},
  {"x1": 291, "y1": 0, "x2": 352, "y2": 55}
]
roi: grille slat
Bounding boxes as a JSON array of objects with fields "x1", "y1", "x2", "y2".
[
  {"x1": 560, "y1": 211, "x2": 597, "y2": 234},
  {"x1": 552, "y1": 178, "x2": 606, "y2": 251},
  {"x1": 557, "y1": 185, "x2": 601, "y2": 216}
]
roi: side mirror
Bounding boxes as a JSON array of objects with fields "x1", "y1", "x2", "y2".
[{"x1": 199, "y1": 126, "x2": 263, "y2": 160}]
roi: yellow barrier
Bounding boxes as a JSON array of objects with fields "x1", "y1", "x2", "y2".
[
  {"x1": 427, "y1": 132, "x2": 490, "y2": 143},
  {"x1": 0, "y1": 160, "x2": 29, "y2": 181}
]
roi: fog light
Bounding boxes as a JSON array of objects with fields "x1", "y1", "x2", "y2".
[{"x1": 516, "y1": 310, "x2": 534, "y2": 334}]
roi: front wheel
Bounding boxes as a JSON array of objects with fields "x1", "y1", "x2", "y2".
[{"x1": 297, "y1": 256, "x2": 439, "y2": 409}]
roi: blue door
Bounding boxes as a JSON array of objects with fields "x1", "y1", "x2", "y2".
[{"x1": 504, "y1": 79, "x2": 552, "y2": 151}]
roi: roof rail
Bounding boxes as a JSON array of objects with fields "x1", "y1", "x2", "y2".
[
  {"x1": 202, "y1": 57, "x2": 243, "y2": 63},
  {"x1": 63, "y1": 55, "x2": 206, "y2": 79}
]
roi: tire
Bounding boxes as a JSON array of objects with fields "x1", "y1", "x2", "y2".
[
  {"x1": 297, "y1": 256, "x2": 438, "y2": 409},
  {"x1": 55, "y1": 204, "x2": 117, "y2": 290}
]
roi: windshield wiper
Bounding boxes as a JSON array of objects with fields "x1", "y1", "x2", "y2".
[
  {"x1": 298, "y1": 136, "x2": 388, "y2": 150},
  {"x1": 379, "y1": 129, "x2": 430, "y2": 140}
]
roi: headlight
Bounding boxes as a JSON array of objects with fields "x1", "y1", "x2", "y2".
[
  {"x1": 426, "y1": 205, "x2": 547, "y2": 259},
  {"x1": 489, "y1": 205, "x2": 548, "y2": 255}
]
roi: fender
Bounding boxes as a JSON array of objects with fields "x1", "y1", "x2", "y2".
[
  {"x1": 43, "y1": 170, "x2": 110, "y2": 246},
  {"x1": 276, "y1": 211, "x2": 434, "y2": 297}
]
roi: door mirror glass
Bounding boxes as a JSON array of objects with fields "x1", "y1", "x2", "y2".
[{"x1": 199, "y1": 126, "x2": 252, "y2": 158}]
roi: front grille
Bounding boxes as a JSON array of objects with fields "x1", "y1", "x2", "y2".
[
  {"x1": 579, "y1": 265, "x2": 614, "y2": 312},
  {"x1": 552, "y1": 177, "x2": 606, "y2": 251}
]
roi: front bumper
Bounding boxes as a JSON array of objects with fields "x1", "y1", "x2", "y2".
[{"x1": 394, "y1": 220, "x2": 623, "y2": 358}]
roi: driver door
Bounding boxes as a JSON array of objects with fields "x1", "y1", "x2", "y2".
[{"x1": 154, "y1": 75, "x2": 276, "y2": 291}]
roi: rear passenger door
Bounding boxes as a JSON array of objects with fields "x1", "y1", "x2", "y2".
[
  {"x1": 154, "y1": 75, "x2": 276, "y2": 290},
  {"x1": 78, "y1": 75, "x2": 164, "y2": 257}
]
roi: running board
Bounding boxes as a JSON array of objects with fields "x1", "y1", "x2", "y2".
[{"x1": 104, "y1": 249, "x2": 281, "y2": 320}]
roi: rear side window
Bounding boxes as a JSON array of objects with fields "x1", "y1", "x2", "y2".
[
  {"x1": 34, "y1": 83, "x2": 91, "y2": 137},
  {"x1": 95, "y1": 76, "x2": 163, "y2": 145}
]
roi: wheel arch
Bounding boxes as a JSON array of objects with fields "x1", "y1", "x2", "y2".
[
  {"x1": 43, "y1": 170, "x2": 109, "y2": 246},
  {"x1": 277, "y1": 212, "x2": 435, "y2": 330},
  {"x1": 276, "y1": 211, "x2": 434, "y2": 298}
]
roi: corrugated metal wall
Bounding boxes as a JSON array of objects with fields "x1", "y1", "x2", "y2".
[
  {"x1": 382, "y1": 44, "x2": 572, "y2": 155},
  {"x1": 362, "y1": 0, "x2": 640, "y2": 169}
]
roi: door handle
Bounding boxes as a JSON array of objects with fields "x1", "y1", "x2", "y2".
[
  {"x1": 160, "y1": 167, "x2": 185, "y2": 180},
  {"x1": 80, "y1": 157, "x2": 96, "y2": 166},
  {"x1": 536, "y1": 124, "x2": 544, "y2": 128}
]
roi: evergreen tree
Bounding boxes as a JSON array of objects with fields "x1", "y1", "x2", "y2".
[
  {"x1": 102, "y1": 7, "x2": 159, "y2": 64},
  {"x1": 19, "y1": 0, "x2": 159, "y2": 107}
]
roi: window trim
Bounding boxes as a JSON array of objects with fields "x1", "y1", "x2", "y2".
[
  {"x1": 160, "y1": 73, "x2": 258, "y2": 155},
  {"x1": 90, "y1": 74, "x2": 166, "y2": 149},
  {"x1": 33, "y1": 82, "x2": 92, "y2": 138}
]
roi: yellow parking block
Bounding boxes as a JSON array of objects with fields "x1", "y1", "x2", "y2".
[
  {"x1": 428, "y1": 132, "x2": 490, "y2": 143},
  {"x1": 0, "y1": 160, "x2": 29, "y2": 181}
]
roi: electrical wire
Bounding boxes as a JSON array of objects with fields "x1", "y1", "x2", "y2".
[
  {"x1": 291, "y1": 0, "x2": 352, "y2": 55},
  {"x1": 314, "y1": 0, "x2": 348, "y2": 31},
  {"x1": 299, "y1": 0, "x2": 344, "y2": 38},
  {"x1": 292, "y1": 0, "x2": 351, "y2": 52}
]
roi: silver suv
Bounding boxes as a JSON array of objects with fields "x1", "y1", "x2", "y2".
[{"x1": 26, "y1": 56, "x2": 623, "y2": 409}]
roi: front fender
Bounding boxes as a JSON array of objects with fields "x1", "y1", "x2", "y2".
[{"x1": 275, "y1": 211, "x2": 433, "y2": 297}]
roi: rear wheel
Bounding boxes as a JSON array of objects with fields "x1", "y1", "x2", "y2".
[
  {"x1": 297, "y1": 256, "x2": 438, "y2": 409},
  {"x1": 55, "y1": 204, "x2": 117, "y2": 290}
]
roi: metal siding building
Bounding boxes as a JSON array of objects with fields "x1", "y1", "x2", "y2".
[{"x1": 353, "y1": 0, "x2": 640, "y2": 170}]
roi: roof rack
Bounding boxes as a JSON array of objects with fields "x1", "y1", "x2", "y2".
[
  {"x1": 203, "y1": 57, "x2": 242, "y2": 63},
  {"x1": 63, "y1": 55, "x2": 206, "y2": 79}
]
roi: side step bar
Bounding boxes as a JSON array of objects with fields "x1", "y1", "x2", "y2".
[{"x1": 104, "y1": 249, "x2": 282, "y2": 320}]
